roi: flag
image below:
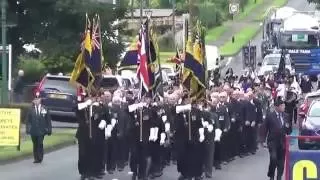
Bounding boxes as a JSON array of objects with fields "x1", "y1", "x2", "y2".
[
  {"x1": 70, "y1": 17, "x2": 95, "y2": 90},
  {"x1": 121, "y1": 38, "x2": 139, "y2": 66},
  {"x1": 137, "y1": 19, "x2": 158, "y2": 99},
  {"x1": 182, "y1": 37, "x2": 206, "y2": 101},
  {"x1": 91, "y1": 15, "x2": 103, "y2": 89}
]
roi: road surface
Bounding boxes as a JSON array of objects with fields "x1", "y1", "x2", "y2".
[{"x1": 0, "y1": 0, "x2": 315, "y2": 180}]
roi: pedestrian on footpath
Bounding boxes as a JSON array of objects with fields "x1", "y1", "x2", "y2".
[
  {"x1": 26, "y1": 97, "x2": 52, "y2": 164},
  {"x1": 261, "y1": 97, "x2": 291, "y2": 180}
]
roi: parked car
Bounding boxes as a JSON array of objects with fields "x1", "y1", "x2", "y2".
[
  {"x1": 298, "y1": 90, "x2": 320, "y2": 128},
  {"x1": 299, "y1": 100, "x2": 320, "y2": 150},
  {"x1": 257, "y1": 52, "x2": 295, "y2": 76},
  {"x1": 101, "y1": 75, "x2": 126, "y2": 93},
  {"x1": 35, "y1": 74, "x2": 78, "y2": 118}
]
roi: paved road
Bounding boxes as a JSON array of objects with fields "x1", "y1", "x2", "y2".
[{"x1": 0, "y1": 1, "x2": 315, "y2": 180}]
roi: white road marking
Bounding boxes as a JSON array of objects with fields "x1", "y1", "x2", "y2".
[{"x1": 226, "y1": 57, "x2": 233, "y2": 66}]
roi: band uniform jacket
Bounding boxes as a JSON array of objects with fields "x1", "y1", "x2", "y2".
[
  {"x1": 110, "y1": 104, "x2": 128, "y2": 138},
  {"x1": 132, "y1": 106, "x2": 154, "y2": 143},
  {"x1": 26, "y1": 105, "x2": 52, "y2": 136},
  {"x1": 244, "y1": 100, "x2": 258, "y2": 123},
  {"x1": 262, "y1": 111, "x2": 292, "y2": 148},
  {"x1": 201, "y1": 109, "x2": 220, "y2": 143},
  {"x1": 230, "y1": 98, "x2": 245, "y2": 127},
  {"x1": 216, "y1": 103, "x2": 231, "y2": 130},
  {"x1": 180, "y1": 107, "x2": 203, "y2": 144}
]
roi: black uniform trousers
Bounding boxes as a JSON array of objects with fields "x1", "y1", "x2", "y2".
[
  {"x1": 106, "y1": 136, "x2": 128, "y2": 171},
  {"x1": 267, "y1": 142, "x2": 285, "y2": 179},
  {"x1": 204, "y1": 142, "x2": 215, "y2": 176},
  {"x1": 130, "y1": 142, "x2": 151, "y2": 179},
  {"x1": 78, "y1": 136, "x2": 95, "y2": 176},
  {"x1": 243, "y1": 125, "x2": 256, "y2": 153},
  {"x1": 31, "y1": 135, "x2": 44, "y2": 162},
  {"x1": 150, "y1": 141, "x2": 162, "y2": 175},
  {"x1": 179, "y1": 141, "x2": 204, "y2": 178},
  {"x1": 94, "y1": 131, "x2": 105, "y2": 173},
  {"x1": 214, "y1": 132, "x2": 229, "y2": 163}
]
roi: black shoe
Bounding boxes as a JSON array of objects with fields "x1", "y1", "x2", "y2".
[
  {"x1": 215, "y1": 164, "x2": 222, "y2": 170},
  {"x1": 88, "y1": 176, "x2": 95, "y2": 180},
  {"x1": 276, "y1": 176, "x2": 282, "y2": 180},
  {"x1": 94, "y1": 174, "x2": 103, "y2": 179},
  {"x1": 107, "y1": 170, "x2": 114, "y2": 174},
  {"x1": 80, "y1": 175, "x2": 87, "y2": 180},
  {"x1": 33, "y1": 160, "x2": 41, "y2": 164},
  {"x1": 132, "y1": 174, "x2": 137, "y2": 180},
  {"x1": 205, "y1": 173, "x2": 212, "y2": 178},
  {"x1": 269, "y1": 177, "x2": 274, "y2": 180},
  {"x1": 195, "y1": 176, "x2": 203, "y2": 180},
  {"x1": 178, "y1": 175, "x2": 184, "y2": 180},
  {"x1": 118, "y1": 168, "x2": 124, "y2": 172}
]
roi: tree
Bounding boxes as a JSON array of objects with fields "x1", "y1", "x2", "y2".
[{"x1": 6, "y1": 0, "x2": 127, "y2": 73}]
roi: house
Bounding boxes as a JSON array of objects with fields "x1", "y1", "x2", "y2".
[{"x1": 124, "y1": 9, "x2": 183, "y2": 30}]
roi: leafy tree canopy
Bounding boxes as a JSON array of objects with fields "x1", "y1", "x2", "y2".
[{"x1": 6, "y1": 0, "x2": 127, "y2": 73}]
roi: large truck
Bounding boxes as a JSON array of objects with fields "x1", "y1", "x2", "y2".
[
  {"x1": 279, "y1": 12, "x2": 320, "y2": 77},
  {"x1": 261, "y1": 6, "x2": 297, "y2": 58}
]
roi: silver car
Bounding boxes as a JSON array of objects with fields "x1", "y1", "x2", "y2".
[{"x1": 257, "y1": 53, "x2": 294, "y2": 76}]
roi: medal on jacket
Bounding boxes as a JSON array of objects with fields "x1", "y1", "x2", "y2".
[
  {"x1": 143, "y1": 115, "x2": 149, "y2": 121},
  {"x1": 219, "y1": 116, "x2": 224, "y2": 121},
  {"x1": 191, "y1": 115, "x2": 196, "y2": 121}
]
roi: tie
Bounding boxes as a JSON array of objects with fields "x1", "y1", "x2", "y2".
[{"x1": 278, "y1": 113, "x2": 283, "y2": 126}]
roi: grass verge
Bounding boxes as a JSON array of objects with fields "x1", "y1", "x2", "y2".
[
  {"x1": 236, "y1": 0, "x2": 263, "y2": 20},
  {"x1": 159, "y1": 51, "x2": 175, "y2": 64},
  {"x1": 205, "y1": 26, "x2": 227, "y2": 42},
  {"x1": 205, "y1": 0, "x2": 262, "y2": 44},
  {"x1": 0, "y1": 129, "x2": 76, "y2": 163},
  {"x1": 219, "y1": 25, "x2": 260, "y2": 56},
  {"x1": 255, "y1": 0, "x2": 289, "y2": 21}
]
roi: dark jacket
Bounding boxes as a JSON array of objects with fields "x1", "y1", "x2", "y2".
[
  {"x1": 26, "y1": 105, "x2": 52, "y2": 136},
  {"x1": 262, "y1": 111, "x2": 291, "y2": 148}
]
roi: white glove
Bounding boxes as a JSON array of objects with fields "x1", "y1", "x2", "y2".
[
  {"x1": 149, "y1": 128, "x2": 155, "y2": 141},
  {"x1": 223, "y1": 128, "x2": 228, "y2": 132},
  {"x1": 285, "y1": 123, "x2": 290, "y2": 128},
  {"x1": 165, "y1": 123, "x2": 170, "y2": 132},
  {"x1": 199, "y1": 128, "x2": 205, "y2": 142},
  {"x1": 160, "y1": 133, "x2": 166, "y2": 145},
  {"x1": 98, "y1": 120, "x2": 106, "y2": 130},
  {"x1": 105, "y1": 125, "x2": 112, "y2": 138},
  {"x1": 207, "y1": 124, "x2": 214, "y2": 133},
  {"x1": 78, "y1": 102, "x2": 88, "y2": 110},
  {"x1": 153, "y1": 127, "x2": 159, "y2": 141},
  {"x1": 202, "y1": 121, "x2": 209, "y2": 128},
  {"x1": 111, "y1": 118, "x2": 117, "y2": 127},
  {"x1": 85, "y1": 99, "x2": 92, "y2": 106},
  {"x1": 108, "y1": 102, "x2": 112, "y2": 107},
  {"x1": 152, "y1": 102, "x2": 157, "y2": 106},
  {"x1": 245, "y1": 121, "x2": 250, "y2": 126},
  {"x1": 263, "y1": 115, "x2": 266, "y2": 119},
  {"x1": 214, "y1": 128, "x2": 222, "y2": 142},
  {"x1": 162, "y1": 115, "x2": 167, "y2": 123},
  {"x1": 231, "y1": 117, "x2": 236, "y2": 122},
  {"x1": 251, "y1": 121, "x2": 256, "y2": 127}
]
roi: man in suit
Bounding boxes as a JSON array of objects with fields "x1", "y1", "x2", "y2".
[
  {"x1": 26, "y1": 97, "x2": 52, "y2": 163},
  {"x1": 262, "y1": 97, "x2": 292, "y2": 180}
]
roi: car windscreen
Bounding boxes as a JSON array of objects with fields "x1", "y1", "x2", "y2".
[
  {"x1": 309, "y1": 104, "x2": 320, "y2": 117},
  {"x1": 42, "y1": 77, "x2": 76, "y2": 95},
  {"x1": 263, "y1": 56, "x2": 290, "y2": 65},
  {"x1": 101, "y1": 77, "x2": 119, "y2": 89}
]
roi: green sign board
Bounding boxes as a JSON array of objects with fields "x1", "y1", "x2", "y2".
[{"x1": 292, "y1": 34, "x2": 308, "y2": 42}]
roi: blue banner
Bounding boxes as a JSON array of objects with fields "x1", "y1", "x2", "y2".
[{"x1": 288, "y1": 150, "x2": 320, "y2": 180}]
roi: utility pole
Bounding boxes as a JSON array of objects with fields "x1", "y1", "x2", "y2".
[
  {"x1": 140, "y1": 0, "x2": 143, "y2": 24},
  {"x1": 172, "y1": 0, "x2": 176, "y2": 48},
  {"x1": 1, "y1": 0, "x2": 8, "y2": 105}
]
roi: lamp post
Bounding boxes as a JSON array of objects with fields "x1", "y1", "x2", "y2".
[{"x1": 1, "y1": 0, "x2": 8, "y2": 105}]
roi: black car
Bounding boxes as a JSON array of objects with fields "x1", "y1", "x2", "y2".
[{"x1": 36, "y1": 75, "x2": 78, "y2": 118}]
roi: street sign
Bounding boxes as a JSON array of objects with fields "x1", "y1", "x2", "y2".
[{"x1": 229, "y1": 3, "x2": 239, "y2": 14}]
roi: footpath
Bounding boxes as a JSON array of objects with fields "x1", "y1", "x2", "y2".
[{"x1": 206, "y1": 0, "x2": 288, "y2": 56}]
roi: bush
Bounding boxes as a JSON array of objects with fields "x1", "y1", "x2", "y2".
[
  {"x1": 17, "y1": 56, "x2": 46, "y2": 84},
  {"x1": 0, "y1": 103, "x2": 30, "y2": 124},
  {"x1": 158, "y1": 32, "x2": 175, "y2": 52}
]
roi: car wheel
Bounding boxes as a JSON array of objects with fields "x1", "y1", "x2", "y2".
[{"x1": 298, "y1": 139, "x2": 310, "y2": 150}]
